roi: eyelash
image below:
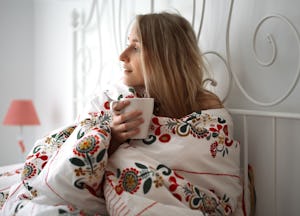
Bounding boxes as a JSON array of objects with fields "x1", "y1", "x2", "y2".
[{"x1": 126, "y1": 44, "x2": 140, "y2": 52}]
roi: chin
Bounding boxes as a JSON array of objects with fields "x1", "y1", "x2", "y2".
[
  {"x1": 122, "y1": 79, "x2": 140, "y2": 87},
  {"x1": 122, "y1": 78, "x2": 131, "y2": 86}
]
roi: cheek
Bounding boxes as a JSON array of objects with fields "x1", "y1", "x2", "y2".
[
  {"x1": 130, "y1": 71, "x2": 144, "y2": 86},
  {"x1": 134, "y1": 60, "x2": 145, "y2": 83},
  {"x1": 138, "y1": 74, "x2": 145, "y2": 85}
]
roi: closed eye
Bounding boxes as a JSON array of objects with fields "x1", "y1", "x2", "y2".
[{"x1": 125, "y1": 44, "x2": 140, "y2": 52}]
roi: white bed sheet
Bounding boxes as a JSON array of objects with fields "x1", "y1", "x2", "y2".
[{"x1": 0, "y1": 163, "x2": 23, "y2": 192}]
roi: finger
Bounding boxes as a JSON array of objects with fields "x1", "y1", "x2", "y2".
[
  {"x1": 113, "y1": 100, "x2": 130, "y2": 112},
  {"x1": 118, "y1": 128, "x2": 141, "y2": 141},
  {"x1": 120, "y1": 117, "x2": 144, "y2": 132},
  {"x1": 114, "y1": 110, "x2": 143, "y2": 124},
  {"x1": 112, "y1": 116, "x2": 144, "y2": 131},
  {"x1": 122, "y1": 110, "x2": 143, "y2": 123},
  {"x1": 110, "y1": 120, "x2": 142, "y2": 143},
  {"x1": 113, "y1": 110, "x2": 122, "y2": 116}
]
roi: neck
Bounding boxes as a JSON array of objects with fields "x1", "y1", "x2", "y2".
[{"x1": 134, "y1": 86, "x2": 146, "y2": 97}]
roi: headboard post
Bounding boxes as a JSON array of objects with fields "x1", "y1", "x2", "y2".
[{"x1": 72, "y1": 9, "x2": 80, "y2": 119}]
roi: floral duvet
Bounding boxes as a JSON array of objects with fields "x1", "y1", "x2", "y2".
[{"x1": 0, "y1": 84, "x2": 245, "y2": 215}]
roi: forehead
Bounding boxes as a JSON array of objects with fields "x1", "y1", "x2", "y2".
[{"x1": 128, "y1": 23, "x2": 139, "y2": 42}]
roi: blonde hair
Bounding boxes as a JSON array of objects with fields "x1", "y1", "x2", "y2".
[{"x1": 136, "y1": 12, "x2": 215, "y2": 118}]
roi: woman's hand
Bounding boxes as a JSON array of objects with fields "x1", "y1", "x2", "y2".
[{"x1": 109, "y1": 100, "x2": 144, "y2": 155}]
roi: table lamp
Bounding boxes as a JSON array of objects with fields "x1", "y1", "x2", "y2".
[{"x1": 3, "y1": 99, "x2": 40, "y2": 153}]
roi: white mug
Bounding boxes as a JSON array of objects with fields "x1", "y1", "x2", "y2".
[{"x1": 110, "y1": 98, "x2": 154, "y2": 139}]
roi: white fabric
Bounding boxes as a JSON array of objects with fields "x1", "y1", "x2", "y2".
[{"x1": 0, "y1": 83, "x2": 244, "y2": 215}]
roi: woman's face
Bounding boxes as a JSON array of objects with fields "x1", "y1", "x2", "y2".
[{"x1": 119, "y1": 24, "x2": 145, "y2": 88}]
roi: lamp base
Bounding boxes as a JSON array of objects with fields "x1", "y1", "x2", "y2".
[{"x1": 18, "y1": 139, "x2": 26, "y2": 153}]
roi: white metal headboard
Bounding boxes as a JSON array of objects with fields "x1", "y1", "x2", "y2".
[{"x1": 72, "y1": 0, "x2": 300, "y2": 215}]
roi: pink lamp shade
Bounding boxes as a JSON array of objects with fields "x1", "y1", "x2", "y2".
[{"x1": 3, "y1": 100, "x2": 40, "y2": 126}]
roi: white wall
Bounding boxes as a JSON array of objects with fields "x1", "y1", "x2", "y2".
[
  {"x1": 33, "y1": 0, "x2": 81, "y2": 137},
  {"x1": 0, "y1": 0, "x2": 35, "y2": 165},
  {"x1": 0, "y1": 0, "x2": 84, "y2": 165}
]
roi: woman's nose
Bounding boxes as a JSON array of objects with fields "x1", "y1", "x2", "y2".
[{"x1": 119, "y1": 49, "x2": 129, "y2": 62}]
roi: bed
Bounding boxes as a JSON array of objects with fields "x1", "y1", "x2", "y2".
[{"x1": 1, "y1": 0, "x2": 300, "y2": 215}]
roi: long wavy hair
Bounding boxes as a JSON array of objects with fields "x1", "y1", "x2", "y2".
[{"x1": 136, "y1": 12, "x2": 218, "y2": 118}]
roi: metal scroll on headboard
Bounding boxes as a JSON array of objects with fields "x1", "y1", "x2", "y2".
[{"x1": 72, "y1": 0, "x2": 300, "y2": 215}]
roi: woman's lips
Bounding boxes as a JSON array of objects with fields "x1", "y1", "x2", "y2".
[
  {"x1": 123, "y1": 68, "x2": 132, "y2": 73},
  {"x1": 122, "y1": 64, "x2": 132, "y2": 73}
]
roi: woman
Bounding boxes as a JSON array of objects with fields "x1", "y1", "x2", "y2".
[
  {"x1": 110, "y1": 12, "x2": 223, "y2": 154},
  {"x1": 0, "y1": 12, "x2": 244, "y2": 216},
  {"x1": 105, "y1": 12, "x2": 244, "y2": 215}
]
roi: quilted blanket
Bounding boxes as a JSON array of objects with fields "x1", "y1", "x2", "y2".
[{"x1": 0, "y1": 84, "x2": 244, "y2": 216}]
